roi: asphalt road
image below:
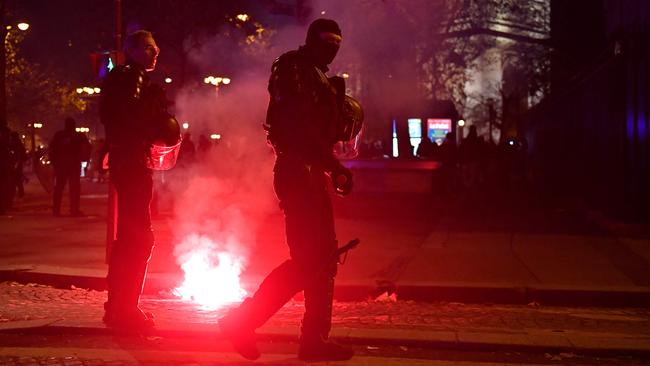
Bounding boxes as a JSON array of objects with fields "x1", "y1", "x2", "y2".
[{"x1": 0, "y1": 332, "x2": 648, "y2": 366}]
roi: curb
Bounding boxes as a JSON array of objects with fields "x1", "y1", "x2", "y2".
[
  {"x1": 1, "y1": 324, "x2": 649, "y2": 358},
  {"x1": 2, "y1": 269, "x2": 650, "y2": 307}
]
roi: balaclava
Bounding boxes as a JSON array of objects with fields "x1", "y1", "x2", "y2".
[{"x1": 305, "y1": 18, "x2": 342, "y2": 67}]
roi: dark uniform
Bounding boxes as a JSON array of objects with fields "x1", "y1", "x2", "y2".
[
  {"x1": 220, "y1": 19, "x2": 355, "y2": 362},
  {"x1": 99, "y1": 62, "x2": 162, "y2": 329},
  {"x1": 50, "y1": 120, "x2": 90, "y2": 216}
]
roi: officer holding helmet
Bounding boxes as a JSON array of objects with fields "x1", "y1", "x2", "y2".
[{"x1": 99, "y1": 30, "x2": 180, "y2": 332}]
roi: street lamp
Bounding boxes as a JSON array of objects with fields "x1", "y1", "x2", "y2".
[
  {"x1": 203, "y1": 75, "x2": 231, "y2": 97},
  {"x1": 17, "y1": 23, "x2": 29, "y2": 31},
  {"x1": 76, "y1": 86, "x2": 101, "y2": 96},
  {"x1": 457, "y1": 119, "x2": 466, "y2": 145},
  {"x1": 182, "y1": 122, "x2": 189, "y2": 130}
]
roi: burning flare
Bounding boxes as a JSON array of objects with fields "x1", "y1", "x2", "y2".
[{"x1": 174, "y1": 235, "x2": 247, "y2": 309}]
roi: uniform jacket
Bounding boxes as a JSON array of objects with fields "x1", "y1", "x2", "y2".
[{"x1": 264, "y1": 46, "x2": 341, "y2": 172}]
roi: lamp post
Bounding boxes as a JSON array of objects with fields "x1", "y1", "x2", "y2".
[
  {"x1": 457, "y1": 119, "x2": 465, "y2": 145},
  {"x1": 203, "y1": 75, "x2": 231, "y2": 97}
]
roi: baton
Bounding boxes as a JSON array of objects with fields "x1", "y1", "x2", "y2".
[{"x1": 334, "y1": 238, "x2": 360, "y2": 263}]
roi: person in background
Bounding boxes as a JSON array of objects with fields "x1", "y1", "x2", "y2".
[{"x1": 49, "y1": 117, "x2": 91, "y2": 216}]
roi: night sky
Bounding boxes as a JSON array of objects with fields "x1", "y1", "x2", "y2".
[{"x1": 15, "y1": 0, "x2": 115, "y2": 85}]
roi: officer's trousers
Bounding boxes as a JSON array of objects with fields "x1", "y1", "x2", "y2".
[
  {"x1": 231, "y1": 157, "x2": 338, "y2": 339},
  {"x1": 106, "y1": 155, "x2": 154, "y2": 312},
  {"x1": 53, "y1": 166, "x2": 81, "y2": 214}
]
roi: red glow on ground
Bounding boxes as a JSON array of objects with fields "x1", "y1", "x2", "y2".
[{"x1": 173, "y1": 236, "x2": 247, "y2": 309}]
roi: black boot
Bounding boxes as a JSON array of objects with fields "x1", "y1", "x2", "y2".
[
  {"x1": 298, "y1": 275, "x2": 352, "y2": 361},
  {"x1": 298, "y1": 335, "x2": 354, "y2": 362},
  {"x1": 218, "y1": 304, "x2": 260, "y2": 361},
  {"x1": 103, "y1": 302, "x2": 154, "y2": 333},
  {"x1": 219, "y1": 260, "x2": 303, "y2": 360},
  {"x1": 104, "y1": 241, "x2": 155, "y2": 333}
]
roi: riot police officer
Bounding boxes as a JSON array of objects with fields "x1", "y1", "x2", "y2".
[
  {"x1": 219, "y1": 19, "x2": 356, "y2": 362},
  {"x1": 99, "y1": 30, "x2": 179, "y2": 332}
]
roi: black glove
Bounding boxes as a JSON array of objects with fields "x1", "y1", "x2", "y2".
[{"x1": 331, "y1": 164, "x2": 353, "y2": 196}]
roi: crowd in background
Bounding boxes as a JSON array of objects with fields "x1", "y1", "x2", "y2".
[{"x1": 1, "y1": 120, "x2": 530, "y2": 215}]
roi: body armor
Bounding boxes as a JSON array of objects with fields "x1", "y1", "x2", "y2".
[
  {"x1": 100, "y1": 64, "x2": 181, "y2": 170},
  {"x1": 264, "y1": 47, "x2": 341, "y2": 171},
  {"x1": 264, "y1": 48, "x2": 363, "y2": 165}
]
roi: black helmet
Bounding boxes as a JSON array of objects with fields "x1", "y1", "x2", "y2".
[
  {"x1": 337, "y1": 95, "x2": 364, "y2": 142},
  {"x1": 149, "y1": 114, "x2": 181, "y2": 147}
]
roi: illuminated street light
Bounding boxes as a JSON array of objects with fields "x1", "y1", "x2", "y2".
[
  {"x1": 182, "y1": 122, "x2": 190, "y2": 130},
  {"x1": 205, "y1": 76, "x2": 231, "y2": 86},
  {"x1": 77, "y1": 86, "x2": 101, "y2": 96},
  {"x1": 342, "y1": 72, "x2": 350, "y2": 79},
  {"x1": 17, "y1": 23, "x2": 29, "y2": 31},
  {"x1": 210, "y1": 133, "x2": 221, "y2": 140},
  {"x1": 236, "y1": 14, "x2": 250, "y2": 22},
  {"x1": 458, "y1": 119, "x2": 466, "y2": 127},
  {"x1": 33, "y1": 123, "x2": 43, "y2": 129},
  {"x1": 165, "y1": 77, "x2": 172, "y2": 84}
]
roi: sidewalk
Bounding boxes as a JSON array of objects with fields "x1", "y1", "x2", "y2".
[
  {"x1": 1, "y1": 175, "x2": 649, "y2": 307},
  {"x1": 1, "y1": 282, "x2": 649, "y2": 357},
  {"x1": 1, "y1": 174, "x2": 650, "y2": 356}
]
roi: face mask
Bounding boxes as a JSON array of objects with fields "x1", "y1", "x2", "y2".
[{"x1": 312, "y1": 41, "x2": 340, "y2": 66}]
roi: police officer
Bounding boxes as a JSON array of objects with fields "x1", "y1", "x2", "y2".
[
  {"x1": 49, "y1": 117, "x2": 91, "y2": 216},
  {"x1": 99, "y1": 30, "x2": 177, "y2": 331},
  {"x1": 219, "y1": 19, "x2": 355, "y2": 362}
]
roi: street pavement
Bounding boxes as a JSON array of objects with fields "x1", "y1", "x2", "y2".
[
  {"x1": 1, "y1": 170, "x2": 650, "y2": 362},
  {"x1": 1, "y1": 281, "x2": 649, "y2": 364}
]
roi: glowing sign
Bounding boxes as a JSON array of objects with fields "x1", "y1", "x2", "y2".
[
  {"x1": 427, "y1": 118, "x2": 452, "y2": 145},
  {"x1": 428, "y1": 118, "x2": 452, "y2": 130}
]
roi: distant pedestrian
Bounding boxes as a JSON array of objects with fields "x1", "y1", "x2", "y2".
[
  {"x1": 459, "y1": 125, "x2": 484, "y2": 192},
  {"x1": 438, "y1": 132, "x2": 458, "y2": 196},
  {"x1": 9, "y1": 131, "x2": 27, "y2": 201},
  {"x1": 416, "y1": 135, "x2": 437, "y2": 159},
  {"x1": 0, "y1": 123, "x2": 14, "y2": 214},
  {"x1": 49, "y1": 117, "x2": 91, "y2": 216},
  {"x1": 92, "y1": 138, "x2": 108, "y2": 183}
]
